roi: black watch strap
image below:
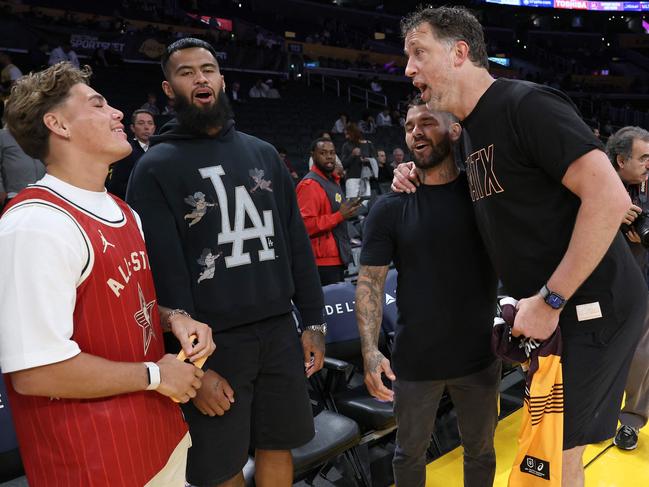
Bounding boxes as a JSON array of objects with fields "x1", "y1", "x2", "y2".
[{"x1": 540, "y1": 284, "x2": 566, "y2": 310}]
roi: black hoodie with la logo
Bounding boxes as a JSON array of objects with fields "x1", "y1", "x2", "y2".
[{"x1": 126, "y1": 118, "x2": 324, "y2": 332}]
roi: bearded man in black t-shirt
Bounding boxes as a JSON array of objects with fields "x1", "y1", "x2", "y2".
[
  {"x1": 357, "y1": 97, "x2": 500, "y2": 487},
  {"x1": 392, "y1": 6, "x2": 646, "y2": 487}
]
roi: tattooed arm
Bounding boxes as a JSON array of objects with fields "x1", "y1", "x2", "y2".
[{"x1": 356, "y1": 264, "x2": 395, "y2": 401}]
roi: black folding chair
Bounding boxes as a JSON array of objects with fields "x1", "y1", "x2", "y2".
[{"x1": 0, "y1": 370, "x2": 24, "y2": 484}]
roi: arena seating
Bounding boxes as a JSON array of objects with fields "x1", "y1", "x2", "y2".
[
  {"x1": 319, "y1": 282, "x2": 396, "y2": 440},
  {"x1": 0, "y1": 372, "x2": 23, "y2": 484}
]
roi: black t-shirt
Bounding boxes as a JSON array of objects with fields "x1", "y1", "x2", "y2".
[
  {"x1": 360, "y1": 172, "x2": 497, "y2": 380},
  {"x1": 461, "y1": 78, "x2": 645, "y2": 334}
]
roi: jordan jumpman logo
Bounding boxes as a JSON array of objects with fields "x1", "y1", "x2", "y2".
[{"x1": 98, "y1": 229, "x2": 115, "y2": 253}]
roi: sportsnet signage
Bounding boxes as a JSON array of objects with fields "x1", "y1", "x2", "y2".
[{"x1": 70, "y1": 34, "x2": 125, "y2": 53}]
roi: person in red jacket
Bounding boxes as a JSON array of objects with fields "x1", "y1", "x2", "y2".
[{"x1": 297, "y1": 138, "x2": 362, "y2": 285}]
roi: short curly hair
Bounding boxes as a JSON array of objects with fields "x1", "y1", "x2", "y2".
[
  {"x1": 3, "y1": 62, "x2": 92, "y2": 160},
  {"x1": 401, "y1": 6, "x2": 489, "y2": 69},
  {"x1": 606, "y1": 126, "x2": 649, "y2": 170}
]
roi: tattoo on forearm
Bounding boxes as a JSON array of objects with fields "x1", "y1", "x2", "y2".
[
  {"x1": 366, "y1": 350, "x2": 385, "y2": 373},
  {"x1": 356, "y1": 265, "x2": 389, "y2": 360}
]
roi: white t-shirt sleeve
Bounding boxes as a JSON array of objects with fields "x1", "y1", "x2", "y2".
[{"x1": 0, "y1": 205, "x2": 87, "y2": 372}]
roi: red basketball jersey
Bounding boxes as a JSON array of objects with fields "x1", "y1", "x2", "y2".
[{"x1": 3, "y1": 186, "x2": 187, "y2": 486}]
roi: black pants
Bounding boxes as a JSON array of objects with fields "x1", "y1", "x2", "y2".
[
  {"x1": 392, "y1": 360, "x2": 501, "y2": 487},
  {"x1": 318, "y1": 265, "x2": 345, "y2": 286},
  {"x1": 183, "y1": 314, "x2": 314, "y2": 486}
]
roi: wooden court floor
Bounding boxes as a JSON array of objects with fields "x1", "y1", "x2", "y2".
[{"x1": 423, "y1": 409, "x2": 649, "y2": 486}]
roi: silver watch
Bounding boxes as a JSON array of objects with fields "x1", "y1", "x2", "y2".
[
  {"x1": 166, "y1": 308, "x2": 190, "y2": 327},
  {"x1": 305, "y1": 324, "x2": 327, "y2": 336}
]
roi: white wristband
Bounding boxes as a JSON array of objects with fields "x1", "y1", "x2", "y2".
[{"x1": 144, "y1": 362, "x2": 161, "y2": 391}]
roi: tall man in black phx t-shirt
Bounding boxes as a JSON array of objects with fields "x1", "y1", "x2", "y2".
[
  {"x1": 357, "y1": 99, "x2": 500, "y2": 487},
  {"x1": 397, "y1": 6, "x2": 646, "y2": 486}
]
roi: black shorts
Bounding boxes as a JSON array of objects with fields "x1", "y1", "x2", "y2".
[
  {"x1": 183, "y1": 313, "x2": 315, "y2": 486},
  {"x1": 562, "y1": 294, "x2": 646, "y2": 450}
]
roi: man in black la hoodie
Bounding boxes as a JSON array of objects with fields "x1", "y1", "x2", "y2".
[{"x1": 126, "y1": 38, "x2": 325, "y2": 487}]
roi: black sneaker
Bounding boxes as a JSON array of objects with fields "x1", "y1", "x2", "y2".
[{"x1": 614, "y1": 425, "x2": 639, "y2": 450}]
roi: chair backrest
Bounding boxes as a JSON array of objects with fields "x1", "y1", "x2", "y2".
[
  {"x1": 323, "y1": 281, "x2": 359, "y2": 343},
  {"x1": 322, "y1": 281, "x2": 362, "y2": 362},
  {"x1": 0, "y1": 370, "x2": 24, "y2": 483},
  {"x1": 381, "y1": 268, "x2": 398, "y2": 335},
  {"x1": 0, "y1": 372, "x2": 18, "y2": 454}
]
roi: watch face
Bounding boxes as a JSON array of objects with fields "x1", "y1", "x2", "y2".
[{"x1": 548, "y1": 294, "x2": 564, "y2": 309}]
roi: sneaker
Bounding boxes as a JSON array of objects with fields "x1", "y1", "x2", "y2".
[{"x1": 614, "y1": 425, "x2": 639, "y2": 450}]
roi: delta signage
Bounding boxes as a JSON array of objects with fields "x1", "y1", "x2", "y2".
[{"x1": 324, "y1": 293, "x2": 396, "y2": 317}]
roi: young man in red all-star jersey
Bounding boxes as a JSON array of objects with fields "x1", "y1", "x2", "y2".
[{"x1": 0, "y1": 62, "x2": 216, "y2": 487}]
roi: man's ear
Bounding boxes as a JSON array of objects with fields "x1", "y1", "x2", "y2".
[
  {"x1": 449, "y1": 122, "x2": 462, "y2": 143},
  {"x1": 162, "y1": 80, "x2": 174, "y2": 99},
  {"x1": 453, "y1": 40, "x2": 470, "y2": 68},
  {"x1": 617, "y1": 154, "x2": 625, "y2": 169},
  {"x1": 43, "y1": 111, "x2": 69, "y2": 139}
]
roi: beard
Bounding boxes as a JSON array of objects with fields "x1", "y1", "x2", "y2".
[
  {"x1": 412, "y1": 135, "x2": 452, "y2": 170},
  {"x1": 174, "y1": 89, "x2": 234, "y2": 135},
  {"x1": 315, "y1": 160, "x2": 335, "y2": 175}
]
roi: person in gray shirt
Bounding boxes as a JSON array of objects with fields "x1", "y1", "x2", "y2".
[{"x1": 0, "y1": 128, "x2": 45, "y2": 207}]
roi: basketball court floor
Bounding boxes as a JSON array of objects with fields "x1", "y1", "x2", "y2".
[
  {"x1": 424, "y1": 409, "x2": 649, "y2": 486},
  {"x1": 2, "y1": 405, "x2": 647, "y2": 486},
  {"x1": 1, "y1": 414, "x2": 647, "y2": 486}
]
